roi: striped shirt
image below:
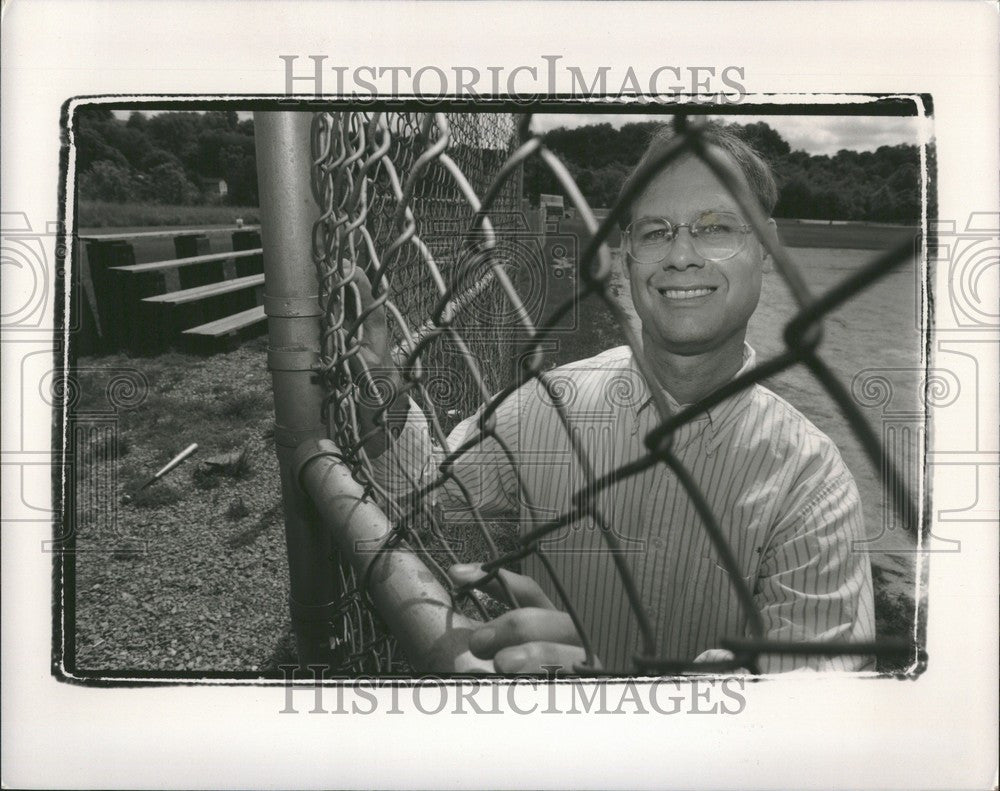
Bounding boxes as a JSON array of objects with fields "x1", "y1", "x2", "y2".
[{"x1": 372, "y1": 344, "x2": 875, "y2": 673}]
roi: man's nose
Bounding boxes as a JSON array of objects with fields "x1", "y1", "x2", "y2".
[{"x1": 662, "y1": 226, "x2": 705, "y2": 270}]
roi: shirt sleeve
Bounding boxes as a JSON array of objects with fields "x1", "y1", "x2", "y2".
[
  {"x1": 368, "y1": 395, "x2": 521, "y2": 520},
  {"x1": 751, "y1": 463, "x2": 876, "y2": 673}
]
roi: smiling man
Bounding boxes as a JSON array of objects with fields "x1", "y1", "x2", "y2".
[
  {"x1": 622, "y1": 148, "x2": 767, "y2": 404},
  {"x1": 363, "y1": 122, "x2": 875, "y2": 675}
]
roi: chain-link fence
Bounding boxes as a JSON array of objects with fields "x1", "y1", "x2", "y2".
[{"x1": 267, "y1": 110, "x2": 919, "y2": 676}]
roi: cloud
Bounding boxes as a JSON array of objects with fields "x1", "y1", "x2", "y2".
[{"x1": 734, "y1": 115, "x2": 933, "y2": 155}]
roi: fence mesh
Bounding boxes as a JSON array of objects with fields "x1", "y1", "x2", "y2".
[{"x1": 306, "y1": 110, "x2": 918, "y2": 675}]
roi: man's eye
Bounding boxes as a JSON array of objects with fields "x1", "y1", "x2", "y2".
[
  {"x1": 700, "y1": 223, "x2": 733, "y2": 235},
  {"x1": 641, "y1": 228, "x2": 669, "y2": 242}
]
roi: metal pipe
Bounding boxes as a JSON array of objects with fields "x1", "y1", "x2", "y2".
[
  {"x1": 254, "y1": 111, "x2": 337, "y2": 668},
  {"x1": 294, "y1": 437, "x2": 494, "y2": 674}
]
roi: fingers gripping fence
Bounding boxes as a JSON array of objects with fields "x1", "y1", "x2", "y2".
[{"x1": 258, "y1": 110, "x2": 917, "y2": 675}]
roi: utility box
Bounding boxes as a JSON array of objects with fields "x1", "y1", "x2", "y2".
[{"x1": 539, "y1": 193, "x2": 564, "y2": 233}]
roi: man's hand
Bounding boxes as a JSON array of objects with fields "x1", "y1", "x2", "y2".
[
  {"x1": 448, "y1": 563, "x2": 601, "y2": 674},
  {"x1": 346, "y1": 265, "x2": 407, "y2": 458},
  {"x1": 346, "y1": 264, "x2": 394, "y2": 380}
]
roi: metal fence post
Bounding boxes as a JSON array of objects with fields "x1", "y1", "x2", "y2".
[
  {"x1": 293, "y1": 438, "x2": 494, "y2": 674},
  {"x1": 254, "y1": 111, "x2": 337, "y2": 669}
]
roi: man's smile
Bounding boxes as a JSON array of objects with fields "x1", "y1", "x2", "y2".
[{"x1": 654, "y1": 285, "x2": 718, "y2": 300}]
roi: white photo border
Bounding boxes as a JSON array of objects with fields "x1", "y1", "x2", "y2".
[{"x1": 2, "y1": 2, "x2": 997, "y2": 789}]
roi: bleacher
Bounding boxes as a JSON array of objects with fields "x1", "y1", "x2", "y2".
[{"x1": 78, "y1": 226, "x2": 267, "y2": 354}]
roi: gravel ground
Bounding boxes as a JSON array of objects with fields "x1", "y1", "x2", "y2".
[{"x1": 72, "y1": 336, "x2": 296, "y2": 673}]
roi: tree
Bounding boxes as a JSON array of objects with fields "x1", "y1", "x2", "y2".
[
  {"x1": 145, "y1": 112, "x2": 203, "y2": 169},
  {"x1": 146, "y1": 162, "x2": 199, "y2": 205},
  {"x1": 733, "y1": 121, "x2": 791, "y2": 160},
  {"x1": 78, "y1": 161, "x2": 136, "y2": 202},
  {"x1": 73, "y1": 109, "x2": 260, "y2": 206},
  {"x1": 775, "y1": 177, "x2": 815, "y2": 219},
  {"x1": 125, "y1": 112, "x2": 148, "y2": 132},
  {"x1": 76, "y1": 106, "x2": 114, "y2": 125},
  {"x1": 203, "y1": 110, "x2": 238, "y2": 131},
  {"x1": 194, "y1": 130, "x2": 254, "y2": 177},
  {"x1": 219, "y1": 145, "x2": 258, "y2": 206},
  {"x1": 139, "y1": 148, "x2": 183, "y2": 173},
  {"x1": 869, "y1": 185, "x2": 899, "y2": 223},
  {"x1": 522, "y1": 151, "x2": 564, "y2": 205},
  {"x1": 76, "y1": 126, "x2": 131, "y2": 171}
]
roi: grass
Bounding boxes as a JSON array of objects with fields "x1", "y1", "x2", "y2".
[
  {"x1": 774, "y1": 219, "x2": 918, "y2": 251},
  {"x1": 214, "y1": 391, "x2": 272, "y2": 421},
  {"x1": 223, "y1": 446, "x2": 254, "y2": 479},
  {"x1": 72, "y1": 343, "x2": 270, "y2": 501},
  {"x1": 225, "y1": 498, "x2": 251, "y2": 521},
  {"x1": 75, "y1": 346, "x2": 271, "y2": 460},
  {"x1": 81, "y1": 430, "x2": 131, "y2": 460},
  {"x1": 122, "y1": 474, "x2": 183, "y2": 509},
  {"x1": 225, "y1": 502, "x2": 282, "y2": 549},
  {"x1": 78, "y1": 200, "x2": 260, "y2": 229},
  {"x1": 193, "y1": 447, "x2": 254, "y2": 490}
]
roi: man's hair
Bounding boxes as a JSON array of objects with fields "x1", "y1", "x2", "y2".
[{"x1": 616, "y1": 121, "x2": 778, "y2": 229}]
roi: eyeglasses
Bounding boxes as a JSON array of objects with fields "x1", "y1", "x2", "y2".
[{"x1": 624, "y1": 210, "x2": 752, "y2": 263}]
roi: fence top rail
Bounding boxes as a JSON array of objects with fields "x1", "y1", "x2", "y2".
[
  {"x1": 80, "y1": 225, "x2": 260, "y2": 242},
  {"x1": 141, "y1": 273, "x2": 264, "y2": 305},
  {"x1": 110, "y1": 248, "x2": 263, "y2": 274}
]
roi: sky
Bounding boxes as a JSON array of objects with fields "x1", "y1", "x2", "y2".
[
  {"x1": 112, "y1": 109, "x2": 931, "y2": 156},
  {"x1": 529, "y1": 113, "x2": 932, "y2": 155}
]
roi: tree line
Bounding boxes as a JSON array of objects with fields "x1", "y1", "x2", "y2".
[
  {"x1": 75, "y1": 108, "x2": 258, "y2": 206},
  {"x1": 75, "y1": 110, "x2": 928, "y2": 223},
  {"x1": 524, "y1": 120, "x2": 929, "y2": 223}
]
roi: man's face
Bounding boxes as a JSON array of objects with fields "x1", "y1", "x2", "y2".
[{"x1": 624, "y1": 154, "x2": 767, "y2": 357}]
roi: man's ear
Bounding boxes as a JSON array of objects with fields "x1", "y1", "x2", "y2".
[{"x1": 760, "y1": 218, "x2": 778, "y2": 274}]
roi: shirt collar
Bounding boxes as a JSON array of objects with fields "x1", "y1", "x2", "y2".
[{"x1": 630, "y1": 343, "x2": 757, "y2": 430}]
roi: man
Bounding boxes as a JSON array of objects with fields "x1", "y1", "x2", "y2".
[{"x1": 354, "y1": 122, "x2": 875, "y2": 674}]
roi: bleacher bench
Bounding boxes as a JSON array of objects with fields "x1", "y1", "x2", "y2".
[
  {"x1": 80, "y1": 226, "x2": 265, "y2": 354},
  {"x1": 133, "y1": 273, "x2": 265, "y2": 352},
  {"x1": 182, "y1": 305, "x2": 267, "y2": 339},
  {"x1": 110, "y1": 248, "x2": 263, "y2": 275},
  {"x1": 141, "y1": 273, "x2": 264, "y2": 306},
  {"x1": 82, "y1": 225, "x2": 259, "y2": 242}
]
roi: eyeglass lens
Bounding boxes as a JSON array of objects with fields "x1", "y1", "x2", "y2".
[{"x1": 629, "y1": 211, "x2": 746, "y2": 262}]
